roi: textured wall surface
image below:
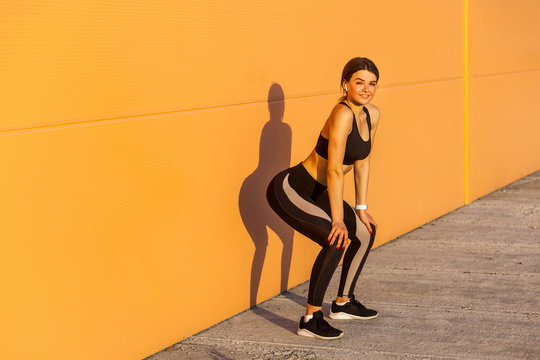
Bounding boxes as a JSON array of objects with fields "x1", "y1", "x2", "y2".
[
  {"x1": 1, "y1": 1, "x2": 538, "y2": 359},
  {"x1": 468, "y1": 0, "x2": 540, "y2": 200}
]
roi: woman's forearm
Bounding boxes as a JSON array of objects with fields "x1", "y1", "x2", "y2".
[
  {"x1": 355, "y1": 158, "x2": 370, "y2": 206},
  {"x1": 327, "y1": 167, "x2": 345, "y2": 222}
]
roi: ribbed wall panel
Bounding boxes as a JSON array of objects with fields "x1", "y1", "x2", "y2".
[
  {"x1": 468, "y1": 0, "x2": 540, "y2": 200},
  {"x1": 469, "y1": 0, "x2": 540, "y2": 76},
  {"x1": 469, "y1": 71, "x2": 540, "y2": 200},
  {"x1": 1, "y1": 0, "x2": 462, "y2": 130},
  {"x1": 1, "y1": 85, "x2": 464, "y2": 359}
]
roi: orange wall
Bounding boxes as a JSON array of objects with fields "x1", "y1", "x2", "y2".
[
  {"x1": 0, "y1": 1, "x2": 538, "y2": 359},
  {"x1": 468, "y1": 0, "x2": 540, "y2": 200}
]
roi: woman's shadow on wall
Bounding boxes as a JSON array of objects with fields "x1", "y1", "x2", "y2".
[{"x1": 239, "y1": 83, "x2": 295, "y2": 308}]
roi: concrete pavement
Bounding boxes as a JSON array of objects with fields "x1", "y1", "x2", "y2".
[{"x1": 146, "y1": 170, "x2": 540, "y2": 360}]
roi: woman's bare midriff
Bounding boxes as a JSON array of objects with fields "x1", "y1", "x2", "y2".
[{"x1": 301, "y1": 149, "x2": 354, "y2": 186}]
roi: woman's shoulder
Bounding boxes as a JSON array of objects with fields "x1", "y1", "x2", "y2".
[
  {"x1": 331, "y1": 102, "x2": 354, "y2": 120},
  {"x1": 324, "y1": 102, "x2": 354, "y2": 135},
  {"x1": 329, "y1": 102, "x2": 354, "y2": 127},
  {"x1": 365, "y1": 103, "x2": 381, "y2": 126}
]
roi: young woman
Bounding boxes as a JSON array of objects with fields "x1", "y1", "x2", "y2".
[{"x1": 266, "y1": 57, "x2": 380, "y2": 340}]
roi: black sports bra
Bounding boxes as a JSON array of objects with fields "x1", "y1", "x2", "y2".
[{"x1": 315, "y1": 102, "x2": 371, "y2": 165}]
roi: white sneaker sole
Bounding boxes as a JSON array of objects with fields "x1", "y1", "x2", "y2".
[
  {"x1": 328, "y1": 311, "x2": 379, "y2": 320},
  {"x1": 296, "y1": 328, "x2": 343, "y2": 340}
]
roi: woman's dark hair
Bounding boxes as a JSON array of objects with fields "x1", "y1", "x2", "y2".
[{"x1": 340, "y1": 57, "x2": 379, "y2": 100}]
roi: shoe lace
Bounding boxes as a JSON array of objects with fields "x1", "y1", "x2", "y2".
[
  {"x1": 350, "y1": 296, "x2": 367, "y2": 310},
  {"x1": 315, "y1": 314, "x2": 331, "y2": 330}
]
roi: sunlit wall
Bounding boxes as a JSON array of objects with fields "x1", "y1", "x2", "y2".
[{"x1": 1, "y1": 1, "x2": 538, "y2": 358}]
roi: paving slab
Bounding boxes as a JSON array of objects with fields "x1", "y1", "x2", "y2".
[{"x1": 146, "y1": 171, "x2": 540, "y2": 360}]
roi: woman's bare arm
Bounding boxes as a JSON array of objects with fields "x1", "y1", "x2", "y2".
[
  {"x1": 354, "y1": 104, "x2": 380, "y2": 233},
  {"x1": 326, "y1": 105, "x2": 353, "y2": 248}
]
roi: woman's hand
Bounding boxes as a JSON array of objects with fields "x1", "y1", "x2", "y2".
[
  {"x1": 357, "y1": 210, "x2": 377, "y2": 235},
  {"x1": 328, "y1": 221, "x2": 350, "y2": 249}
]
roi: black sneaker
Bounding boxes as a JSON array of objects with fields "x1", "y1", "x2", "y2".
[
  {"x1": 296, "y1": 310, "x2": 343, "y2": 340},
  {"x1": 329, "y1": 295, "x2": 378, "y2": 320}
]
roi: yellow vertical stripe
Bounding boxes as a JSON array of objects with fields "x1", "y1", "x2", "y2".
[{"x1": 464, "y1": 0, "x2": 470, "y2": 204}]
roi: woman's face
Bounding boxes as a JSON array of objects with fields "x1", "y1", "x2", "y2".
[{"x1": 344, "y1": 70, "x2": 378, "y2": 105}]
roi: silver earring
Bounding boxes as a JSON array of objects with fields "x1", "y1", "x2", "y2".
[{"x1": 344, "y1": 84, "x2": 348, "y2": 91}]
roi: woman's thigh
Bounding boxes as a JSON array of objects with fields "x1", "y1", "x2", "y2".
[
  {"x1": 267, "y1": 169, "x2": 334, "y2": 247},
  {"x1": 313, "y1": 190, "x2": 359, "y2": 240}
]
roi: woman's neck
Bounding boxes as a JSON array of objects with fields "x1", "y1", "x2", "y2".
[{"x1": 345, "y1": 99, "x2": 365, "y2": 116}]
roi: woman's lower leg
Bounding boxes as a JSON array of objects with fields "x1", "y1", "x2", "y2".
[{"x1": 307, "y1": 245, "x2": 344, "y2": 309}]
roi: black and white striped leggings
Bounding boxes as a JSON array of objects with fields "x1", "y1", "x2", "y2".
[{"x1": 266, "y1": 162, "x2": 375, "y2": 307}]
